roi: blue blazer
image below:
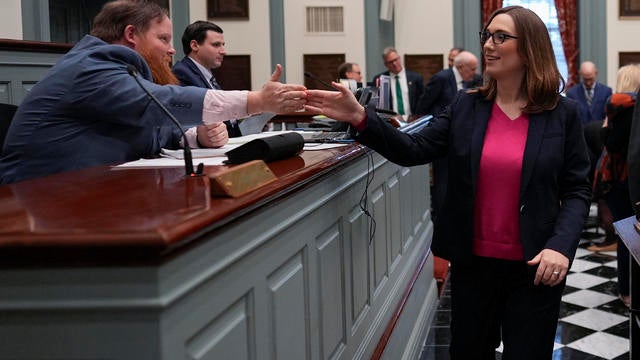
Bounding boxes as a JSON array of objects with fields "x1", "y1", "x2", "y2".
[
  {"x1": 354, "y1": 91, "x2": 591, "y2": 265},
  {"x1": 566, "y1": 82, "x2": 612, "y2": 124},
  {"x1": 172, "y1": 56, "x2": 242, "y2": 137},
  {"x1": 172, "y1": 56, "x2": 213, "y2": 89},
  {"x1": 372, "y1": 70, "x2": 424, "y2": 114},
  {"x1": 0, "y1": 35, "x2": 206, "y2": 184},
  {"x1": 415, "y1": 68, "x2": 458, "y2": 116}
]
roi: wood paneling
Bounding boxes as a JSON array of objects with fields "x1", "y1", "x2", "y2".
[
  {"x1": 303, "y1": 54, "x2": 345, "y2": 89},
  {"x1": 620, "y1": 52, "x2": 640, "y2": 67},
  {"x1": 405, "y1": 54, "x2": 444, "y2": 83},
  {"x1": 208, "y1": 0, "x2": 249, "y2": 19},
  {"x1": 211, "y1": 55, "x2": 251, "y2": 90}
]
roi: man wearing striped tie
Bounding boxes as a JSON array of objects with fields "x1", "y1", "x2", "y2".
[{"x1": 566, "y1": 61, "x2": 612, "y2": 124}]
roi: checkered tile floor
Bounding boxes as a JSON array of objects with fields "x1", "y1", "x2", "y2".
[{"x1": 420, "y1": 232, "x2": 630, "y2": 359}]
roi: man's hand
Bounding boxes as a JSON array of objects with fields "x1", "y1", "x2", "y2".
[
  {"x1": 247, "y1": 64, "x2": 307, "y2": 114},
  {"x1": 196, "y1": 122, "x2": 228, "y2": 148}
]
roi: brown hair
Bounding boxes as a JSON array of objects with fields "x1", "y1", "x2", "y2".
[
  {"x1": 338, "y1": 62, "x2": 355, "y2": 78},
  {"x1": 478, "y1": 6, "x2": 563, "y2": 113},
  {"x1": 91, "y1": 0, "x2": 168, "y2": 43}
]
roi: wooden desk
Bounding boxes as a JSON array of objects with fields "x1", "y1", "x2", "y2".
[
  {"x1": 614, "y1": 215, "x2": 640, "y2": 359},
  {"x1": 0, "y1": 141, "x2": 437, "y2": 359}
]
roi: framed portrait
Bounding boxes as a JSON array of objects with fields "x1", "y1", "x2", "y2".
[
  {"x1": 208, "y1": 0, "x2": 249, "y2": 19},
  {"x1": 619, "y1": 0, "x2": 640, "y2": 18}
]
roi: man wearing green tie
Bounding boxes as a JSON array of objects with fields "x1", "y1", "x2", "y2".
[{"x1": 372, "y1": 47, "x2": 424, "y2": 117}]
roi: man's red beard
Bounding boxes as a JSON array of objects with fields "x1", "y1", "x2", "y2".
[{"x1": 138, "y1": 46, "x2": 180, "y2": 85}]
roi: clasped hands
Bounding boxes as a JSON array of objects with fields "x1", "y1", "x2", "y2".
[
  {"x1": 247, "y1": 67, "x2": 365, "y2": 126},
  {"x1": 198, "y1": 73, "x2": 363, "y2": 148},
  {"x1": 198, "y1": 64, "x2": 309, "y2": 148}
]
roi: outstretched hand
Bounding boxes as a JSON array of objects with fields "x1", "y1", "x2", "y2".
[
  {"x1": 270, "y1": 64, "x2": 283, "y2": 82},
  {"x1": 305, "y1": 81, "x2": 365, "y2": 125},
  {"x1": 247, "y1": 64, "x2": 307, "y2": 114}
]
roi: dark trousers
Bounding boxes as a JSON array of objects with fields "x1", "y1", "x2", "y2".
[
  {"x1": 449, "y1": 256, "x2": 564, "y2": 360},
  {"x1": 604, "y1": 180, "x2": 634, "y2": 296}
]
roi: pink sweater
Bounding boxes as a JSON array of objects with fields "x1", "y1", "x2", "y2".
[{"x1": 472, "y1": 103, "x2": 529, "y2": 260}]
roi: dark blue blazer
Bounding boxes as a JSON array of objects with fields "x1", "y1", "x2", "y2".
[
  {"x1": 172, "y1": 56, "x2": 213, "y2": 89},
  {"x1": 415, "y1": 68, "x2": 458, "y2": 117},
  {"x1": 355, "y1": 92, "x2": 591, "y2": 265},
  {"x1": 172, "y1": 56, "x2": 242, "y2": 137},
  {"x1": 372, "y1": 70, "x2": 424, "y2": 114},
  {"x1": 566, "y1": 82, "x2": 612, "y2": 124},
  {"x1": 0, "y1": 36, "x2": 206, "y2": 184}
]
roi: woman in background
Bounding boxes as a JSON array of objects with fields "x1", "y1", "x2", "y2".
[
  {"x1": 593, "y1": 63, "x2": 640, "y2": 307},
  {"x1": 305, "y1": 6, "x2": 591, "y2": 359}
]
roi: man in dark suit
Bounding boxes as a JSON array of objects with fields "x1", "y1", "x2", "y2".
[
  {"x1": 414, "y1": 50, "x2": 479, "y2": 226},
  {"x1": 0, "y1": 1, "x2": 307, "y2": 184},
  {"x1": 172, "y1": 21, "x2": 242, "y2": 137},
  {"x1": 372, "y1": 47, "x2": 424, "y2": 117},
  {"x1": 566, "y1": 61, "x2": 612, "y2": 124},
  {"x1": 447, "y1": 47, "x2": 463, "y2": 68},
  {"x1": 448, "y1": 48, "x2": 482, "y2": 89},
  {"x1": 416, "y1": 51, "x2": 479, "y2": 117}
]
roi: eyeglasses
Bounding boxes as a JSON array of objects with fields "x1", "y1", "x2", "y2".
[
  {"x1": 479, "y1": 30, "x2": 518, "y2": 45},
  {"x1": 385, "y1": 57, "x2": 401, "y2": 65}
]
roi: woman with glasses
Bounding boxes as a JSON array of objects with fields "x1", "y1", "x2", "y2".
[{"x1": 305, "y1": 6, "x2": 590, "y2": 359}]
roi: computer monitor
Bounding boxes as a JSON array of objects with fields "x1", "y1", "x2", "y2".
[{"x1": 376, "y1": 75, "x2": 391, "y2": 111}]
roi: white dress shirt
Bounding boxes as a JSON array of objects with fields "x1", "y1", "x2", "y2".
[{"x1": 390, "y1": 69, "x2": 412, "y2": 116}]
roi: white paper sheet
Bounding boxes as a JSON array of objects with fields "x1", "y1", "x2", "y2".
[{"x1": 114, "y1": 131, "x2": 350, "y2": 168}]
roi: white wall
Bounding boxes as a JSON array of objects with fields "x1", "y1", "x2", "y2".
[
  {"x1": 395, "y1": 0, "x2": 454, "y2": 66},
  {"x1": 189, "y1": 0, "x2": 272, "y2": 90},
  {"x1": 606, "y1": 1, "x2": 640, "y2": 91},
  {"x1": 0, "y1": 0, "x2": 22, "y2": 39},
  {"x1": 283, "y1": 0, "x2": 366, "y2": 86},
  {"x1": 3, "y1": 0, "x2": 637, "y2": 93}
]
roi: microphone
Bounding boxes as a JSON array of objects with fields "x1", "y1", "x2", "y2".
[
  {"x1": 126, "y1": 64, "x2": 202, "y2": 177},
  {"x1": 304, "y1": 71, "x2": 337, "y2": 90}
]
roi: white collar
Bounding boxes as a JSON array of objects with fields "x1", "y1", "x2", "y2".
[
  {"x1": 187, "y1": 56, "x2": 214, "y2": 86},
  {"x1": 452, "y1": 66, "x2": 463, "y2": 88}
]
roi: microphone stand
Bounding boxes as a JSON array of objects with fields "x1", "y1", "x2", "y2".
[{"x1": 126, "y1": 65, "x2": 202, "y2": 177}]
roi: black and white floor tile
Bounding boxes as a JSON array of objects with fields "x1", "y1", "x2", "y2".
[{"x1": 420, "y1": 228, "x2": 630, "y2": 359}]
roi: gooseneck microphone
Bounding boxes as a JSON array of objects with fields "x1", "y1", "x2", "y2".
[
  {"x1": 126, "y1": 64, "x2": 202, "y2": 177},
  {"x1": 304, "y1": 71, "x2": 337, "y2": 90}
]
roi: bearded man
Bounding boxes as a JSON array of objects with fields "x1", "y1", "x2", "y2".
[{"x1": 0, "y1": 0, "x2": 306, "y2": 184}]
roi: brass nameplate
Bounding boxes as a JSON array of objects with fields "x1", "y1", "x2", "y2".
[{"x1": 209, "y1": 160, "x2": 277, "y2": 198}]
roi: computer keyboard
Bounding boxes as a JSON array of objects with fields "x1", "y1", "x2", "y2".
[{"x1": 299, "y1": 131, "x2": 354, "y2": 143}]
